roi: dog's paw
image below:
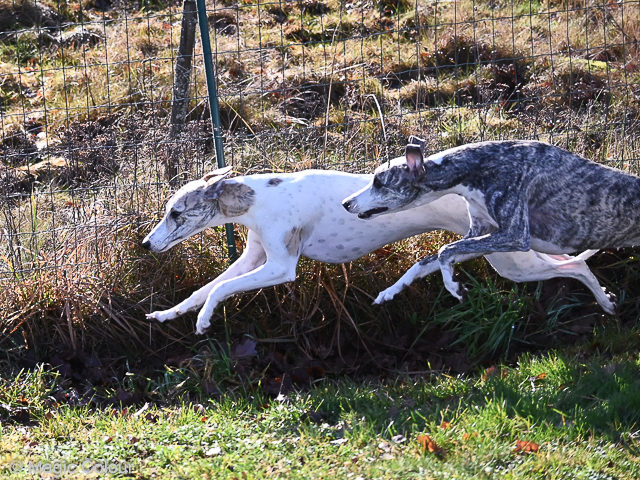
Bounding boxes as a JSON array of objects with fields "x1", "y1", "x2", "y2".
[
  {"x1": 601, "y1": 288, "x2": 618, "y2": 315},
  {"x1": 447, "y1": 282, "x2": 468, "y2": 303},
  {"x1": 195, "y1": 316, "x2": 211, "y2": 335},
  {"x1": 457, "y1": 284, "x2": 469, "y2": 303},
  {"x1": 373, "y1": 286, "x2": 401, "y2": 305},
  {"x1": 146, "y1": 309, "x2": 179, "y2": 323},
  {"x1": 195, "y1": 324, "x2": 210, "y2": 335}
]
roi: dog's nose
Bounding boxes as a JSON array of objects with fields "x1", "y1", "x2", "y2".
[
  {"x1": 141, "y1": 240, "x2": 151, "y2": 250},
  {"x1": 342, "y1": 199, "x2": 353, "y2": 211}
]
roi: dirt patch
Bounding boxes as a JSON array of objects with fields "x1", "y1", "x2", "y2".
[
  {"x1": 400, "y1": 77, "x2": 478, "y2": 108},
  {"x1": 208, "y1": 10, "x2": 238, "y2": 36},
  {"x1": 0, "y1": 0, "x2": 67, "y2": 33},
  {"x1": 383, "y1": 34, "x2": 532, "y2": 94},
  {"x1": 300, "y1": 0, "x2": 330, "y2": 16},
  {"x1": 266, "y1": 4, "x2": 292, "y2": 24},
  {"x1": 534, "y1": 59, "x2": 611, "y2": 109},
  {"x1": 1, "y1": 110, "x2": 217, "y2": 192},
  {"x1": 281, "y1": 79, "x2": 346, "y2": 121},
  {"x1": 58, "y1": 115, "x2": 120, "y2": 180}
]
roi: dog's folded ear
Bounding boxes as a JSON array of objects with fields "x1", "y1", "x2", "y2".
[
  {"x1": 203, "y1": 165, "x2": 233, "y2": 183},
  {"x1": 405, "y1": 143, "x2": 424, "y2": 176},
  {"x1": 203, "y1": 179, "x2": 227, "y2": 200},
  {"x1": 407, "y1": 136, "x2": 426, "y2": 151}
]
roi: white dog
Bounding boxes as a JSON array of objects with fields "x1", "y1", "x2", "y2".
[{"x1": 142, "y1": 167, "x2": 611, "y2": 335}]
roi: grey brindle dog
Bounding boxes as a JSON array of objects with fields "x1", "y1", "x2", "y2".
[{"x1": 342, "y1": 137, "x2": 627, "y2": 307}]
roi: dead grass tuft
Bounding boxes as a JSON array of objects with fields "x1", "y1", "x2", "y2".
[{"x1": 1, "y1": 0, "x2": 640, "y2": 381}]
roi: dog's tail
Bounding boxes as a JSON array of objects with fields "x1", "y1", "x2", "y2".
[{"x1": 575, "y1": 249, "x2": 600, "y2": 261}]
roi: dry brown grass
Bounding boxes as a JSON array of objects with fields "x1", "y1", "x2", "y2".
[{"x1": 1, "y1": 0, "x2": 640, "y2": 372}]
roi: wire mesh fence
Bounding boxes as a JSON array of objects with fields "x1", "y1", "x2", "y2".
[{"x1": 1, "y1": 0, "x2": 639, "y2": 356}]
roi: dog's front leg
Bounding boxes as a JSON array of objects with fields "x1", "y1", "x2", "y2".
[
  {"x1": 374, "y1": 254, "x2": 440, "y2": 304},
  {"x1": 439, "y1": 230, "x2": 531, "y2": 301},
  {"x1": 146, "y1": 231, "x2": 267, "y2": 323},
  {"x1": 194, "y1": 253, "x2": 299, "y2": 335}
]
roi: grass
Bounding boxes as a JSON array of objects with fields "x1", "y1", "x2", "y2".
[
  {"x1": 0, "y1": 1, "x2": 640, "y2": 476},
  {"x1": 1, "y1": 331, "x2": 640, "y2": 478}
]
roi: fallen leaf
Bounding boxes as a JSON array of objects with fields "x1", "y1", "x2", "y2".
[
  {"x1": 428, "y1": 440, "x2": 444, "y2": 455},
  {"x1": 417, "y1": 434, "x2": 444, "y2": 455},
  {"x1": 482, "y1": 366, "x2": 498, "y2": 381},
  {"x1": 144, "y1": 412, "x2": 158, "y2": 423},
  {"x1": 232, "y1": 338, "x2": 257, "y2": 358},
  {"x1": 515, "y1": 439, "x2": 540, "y2": 454},
  {"x1": 306, "y1": 366, "x2": 324, "y2": 378}
]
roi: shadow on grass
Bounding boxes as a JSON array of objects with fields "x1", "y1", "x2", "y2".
[{"x1": 304, "y1": 349, "x2": 640, "y2": 444}]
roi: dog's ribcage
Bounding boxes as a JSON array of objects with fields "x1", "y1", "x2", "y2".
[{"x1": 424, "y1": 141, "x2": 640, "y2": 252}]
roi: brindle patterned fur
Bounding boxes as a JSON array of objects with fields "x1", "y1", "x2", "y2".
[{"x1": 343, "y1": 138, "x2": 630, "y2": 306}]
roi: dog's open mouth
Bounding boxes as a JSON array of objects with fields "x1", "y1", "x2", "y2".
[{"x1": 358, "y1": 207, "x2": 389, "y2": 219}]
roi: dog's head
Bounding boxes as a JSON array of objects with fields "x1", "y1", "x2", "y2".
[
  {"x1": 141, "y1": 167, "x2": 255, "y2": 252},
  {"x1": 342, "y1": 137, "x2": 439, "y2": 219}
]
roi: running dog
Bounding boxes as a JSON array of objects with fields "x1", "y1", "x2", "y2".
[
  {"x1": 342, "y1": 137, "x2": 624, "y2": 310},
  {"x1": 142, "y1": 166, "x2": 613, "y2": 335}
]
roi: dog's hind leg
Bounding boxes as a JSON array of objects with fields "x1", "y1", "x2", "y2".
[
  {"x1": 374, "y1": 254, "x2": 440, "y2": 305},
  {"x1": 146, "y1": 230, "x2": 267, "y2": 323},
  {"x1": 486, "y1": 250, "x2": 615, "y2": 314}
]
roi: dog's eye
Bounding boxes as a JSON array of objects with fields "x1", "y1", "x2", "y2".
[
  {"x1": 373, "y1": 177, "x2": 383, "y2": 189},
  {"x1": 169, "y1": 210, "x2": 182, "y2": 220}
]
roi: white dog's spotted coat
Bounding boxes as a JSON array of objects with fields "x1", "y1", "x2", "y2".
[{"x1": 142, "y1": 168, "x2": 613, "y2": 335}]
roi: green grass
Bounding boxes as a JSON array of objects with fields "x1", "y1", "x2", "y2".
[
  {"x1": 1, "y1": 332, "x2": 640, "y2": 479},
  {"x1": 1, "y1": 2, "x2": 640, "y2": 476}
]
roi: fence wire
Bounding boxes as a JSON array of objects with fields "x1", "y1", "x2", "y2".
[{"x1": 0, "y1": 0, "x2": 639, "y2": 335}]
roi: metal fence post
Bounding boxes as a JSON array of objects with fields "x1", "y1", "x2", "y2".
[
  {"x1": 195, "y1": 0, "x2": 238, "y2": 261},
  {"x1": 168, "y1": 0, "x2": 198, "y2": 185}
]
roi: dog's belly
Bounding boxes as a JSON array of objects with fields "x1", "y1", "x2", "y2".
[
  {"x1": 300, "y1": 220, "x2": 437, "y2": 264},
  {"x1": 529, "y1": 208, "x2": 640, "y2": 252},
  {"x1": 300, "y1": 194, "x2": 472, "y2": 264},
  {"x1": 529, "y1": 238, "x2": 578, "y2": 255}
]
